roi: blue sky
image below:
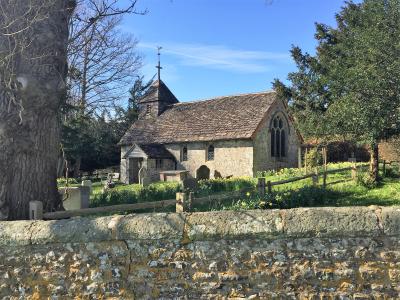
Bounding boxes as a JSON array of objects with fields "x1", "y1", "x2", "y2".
[{"x1": 119, "y1": 0, "x2": 354, "y2": 102}]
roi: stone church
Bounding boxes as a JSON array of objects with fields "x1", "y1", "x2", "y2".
[{"x1": 119, "y1": 80, "x2": 302, "y2": 184}]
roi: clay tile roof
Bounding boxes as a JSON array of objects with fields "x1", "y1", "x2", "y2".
[
  {"x1": 119, "y1": 90, "x2": 278, "y2": 145},
  {"x1": 138, "y1": 80, "x2": 179, "y2": 105}
]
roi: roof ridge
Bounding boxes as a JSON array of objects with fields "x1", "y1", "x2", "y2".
[{"x1": 173, "y1": 90, "x2": 276, "y2": 106}]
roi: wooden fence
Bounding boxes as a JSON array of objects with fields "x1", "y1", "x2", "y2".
[
  {"x1": 256, "y1": 163, "x2": 369, "y2": 198},
  {"x1": 30, "y1": 163, "x2": 371, "y2": 221},
  {"x1": 31, "y1": 189, "x2": 252, "y2": 220}
]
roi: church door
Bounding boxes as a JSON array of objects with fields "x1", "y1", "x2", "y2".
[{"x1": 129, "y1": 158, "x2": 143, "y2": 184}]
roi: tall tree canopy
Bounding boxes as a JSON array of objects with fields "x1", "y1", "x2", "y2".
[{"x1": 274, "y1": 0, "x2": 400, "y2": 181}]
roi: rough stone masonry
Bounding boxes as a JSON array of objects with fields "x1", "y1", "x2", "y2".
[{"x1": 1, "y1": 206, "x2": 400, "y2": 299}]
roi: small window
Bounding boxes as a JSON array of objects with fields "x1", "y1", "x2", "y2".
[
  {"x1": 146, "y1": 104, "x2": 151, "y2": 115},
  {"x1": 156, "y1": 159, "x2": 163, "y2": 169},
  {"x1": 181, "y1": 146, "x2": 188, "y2": 162},
  {"x1": 207, "y1": 145, "x2": 214, "y2": 161}
]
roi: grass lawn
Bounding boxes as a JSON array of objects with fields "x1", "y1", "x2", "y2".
[
  {"x1": 58, "y1": 162, "x2": 400, "y2": 214},
  {"x1": 326, "y1": 177, "x2": 400, "y2": 206},
  {"x1": 192, "y1": 165, "x2": 400, "y2": 212}
]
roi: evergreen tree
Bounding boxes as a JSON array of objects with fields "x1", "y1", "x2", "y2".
[
  {"x1": 274, "y1": 0, "x2": 400, "y2": 181},
  {"x1": 61, "y1": 76, "x2": 154, "y2": 174},
  {"x1": 125, "y1": 75, "x2": 154, "y2": 124}
]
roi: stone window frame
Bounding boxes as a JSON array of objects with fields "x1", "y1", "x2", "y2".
[
  {"x1": 155, "y1": 159, "x2": 163, "y2": 169},
  {"x1": 206, "y1": 144, "x2": 215, "y2": 161},
  {"x1": 270, "y1": 113, "x2": 288, "y2": 159},
  {"x1": 180, "y1": 145, "x2": 188, "y2": 162}
]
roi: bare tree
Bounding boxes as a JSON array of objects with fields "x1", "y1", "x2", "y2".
[
  {"x1": 63, "y1": 0, "x2": 144, "y2": 176},
  {"x1": 68, "y1": 9, "x2": 142, "y2": 114},
  {"x1": 0, "y1": 0, "x2": 75, "y2": 220}
]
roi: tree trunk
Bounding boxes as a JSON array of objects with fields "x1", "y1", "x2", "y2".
[
  {"x1": 0, "y1": 0, "x2": 75, "y2": 220},
  {"x1": 369, "y1": 142, "x2": 379, "y2": 182}
]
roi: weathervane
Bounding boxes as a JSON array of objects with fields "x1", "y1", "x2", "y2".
[{"x1": 156, "y1": 46, "x2": 163, "y2": 81}]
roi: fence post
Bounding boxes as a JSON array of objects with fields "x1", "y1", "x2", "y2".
[
  {"x1": 298, "y1": 147, "x2": 302, "y2": 169},
  {"x1": 267, "y1": 181, "x2": 272, "y2": 194},
  {"x1": 29, "y1": 201, "x2": 43, "y2": 220},
  {"x1": 188, "y1": 192, "x2": 194, "y2": 212},
  {"x1": 323, "y1": 172, "x2": 327, "y2": 189},
  {"x1": 351, "y1": 163, "x2": 357, "y2": 181},
  {"x1": 322, "y1": 147, "x2": 327, "y2": 189},
  {"x1": 257, "y1": 178, "x2": 266, "y2": 198},
  {"x1": 176, "y1": 192, "x2": 188, "y2": 213}
]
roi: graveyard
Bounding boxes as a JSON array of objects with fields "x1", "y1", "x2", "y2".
[
  {"x1": 1, "y1": 0, "x2": 400, "y2": 298},
  {"x1": 55, "y1": 161, "x2": 400, "y2": 216}
]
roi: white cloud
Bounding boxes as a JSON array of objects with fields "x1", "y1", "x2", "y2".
[{"x1": 138, "y1": 42, "x2": 290, "y2": 73}]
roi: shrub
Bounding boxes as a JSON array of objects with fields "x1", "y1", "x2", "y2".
[
  {"x1": 356, "y1": 173, "x2": 378, "y2": 189},
  {"x1": 224, "y1": 185, "x2": 339, "y2": 211},
  {"x1": 305, "y1": 148, "x2": 323, "y2": 169},
  {"x1": 57, "y1": 177, "x2": 78, "y2": 186},
  {"x1": 383, "y1": 164, "x2": 400, "y2": 178},
  {"x1": 258, "y1": 167, "x2": 305, "y2": 179},
  {"x1": 327, "y1": 141, "x2": 370, "y2": 163},
  {"x1": 91, "y1": 181, "x2": 181, "y2": 207},
  {"x1": 196, "y1": 177, "x2": 256, "y2": 196}
]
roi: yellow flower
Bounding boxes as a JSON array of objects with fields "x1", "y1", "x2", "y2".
[{"x1": 246, "y1": 192, "x2": 250, "y2": 197}]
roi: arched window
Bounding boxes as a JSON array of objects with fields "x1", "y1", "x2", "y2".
[
  {"x1": 181, "y1": 146, "x2": 188, "y2": 162},
  {"x1": 270, "y1": 115, "x2": 287, "y2": 158},
  {"x1": 207, "y1": 145, "x2": 214, "y2": 161}
]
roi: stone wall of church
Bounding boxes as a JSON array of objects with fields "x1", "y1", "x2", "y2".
[
  {"x1": 253, "y1": 100, "x2": 301, "y2": 173},
  {"x1": 145, "y1": 158, "x2": 176, "y2": 183},
  {"x1": 120, "y1": 146, "x2": 175, "y2": 184},
  {"x1": 165, "y1": 140, "x2": 254, "y2": 179},
  {"x1": 120, "y1": 146, "x2": 130, "y2": 183}
]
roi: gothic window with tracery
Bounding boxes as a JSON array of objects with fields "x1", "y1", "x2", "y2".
[{"x1": 271, "y1": 115, "x2": 286, "y2": 158}]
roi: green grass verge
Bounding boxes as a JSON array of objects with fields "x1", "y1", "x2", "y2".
[{"x1": 57, "y1": 162, "x2": 400, "y2": 214}]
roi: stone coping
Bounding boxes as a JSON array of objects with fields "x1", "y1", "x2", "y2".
[{"x1": 1, "y1": 206, "x2": 399, "y2": 247}]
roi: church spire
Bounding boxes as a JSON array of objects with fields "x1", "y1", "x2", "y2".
[{"x1": 156, "y1": 46, "x2": 163, "y2": 82}]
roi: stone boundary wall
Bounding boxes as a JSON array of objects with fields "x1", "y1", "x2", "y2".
[{"x1": 1, "y1": 206, "x2": 400, "y2": 298}]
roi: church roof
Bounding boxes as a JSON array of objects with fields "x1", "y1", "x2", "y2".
[
  {"x1": 139, "y1": 144, "x2": 176, "y2": 159},
  {"x1": 138, "y1": 80, "x2": 179, "y2": 105},
  {"x1": 119, "y1": 90, "x2": 278, "y2": 145},
  {"x1": 123, "y1": 143, "x2": 176, "y2": 159}
]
